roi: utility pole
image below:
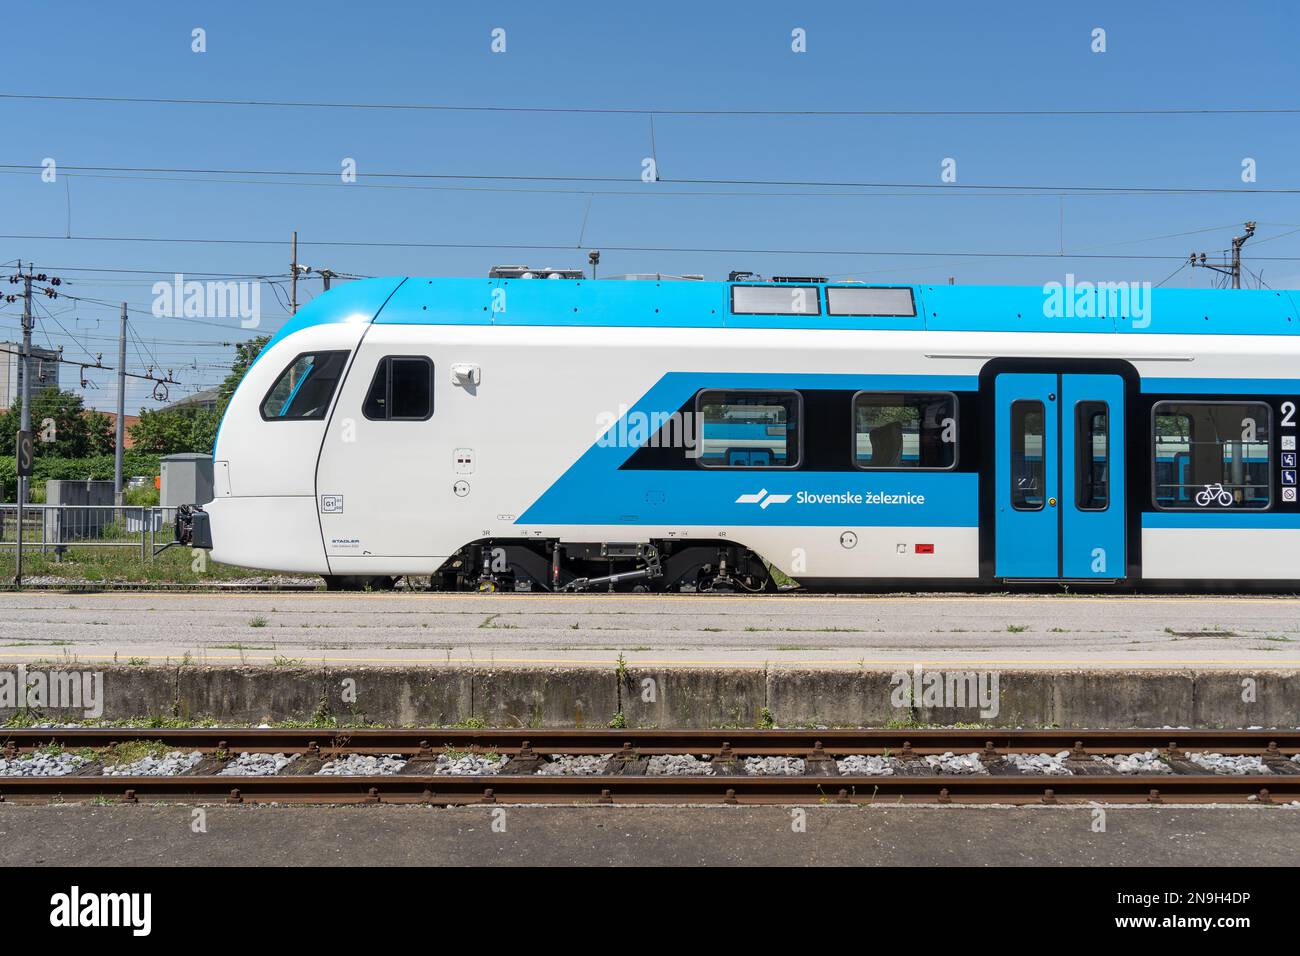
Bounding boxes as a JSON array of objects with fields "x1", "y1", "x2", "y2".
[
  {"x1": 16, "y1": 262, "x2": 34, "y2": 503},
  {"x1": 15, "y1": 261, "x2": 32, "y2": 585},
  {"x1": 290, "y1": 230, "x2": 298, "y2": 314},
  {"x1": 114, "y1": 302, "x2": 127, "y2": 506},
  {"x1": 1190, "y1": 221, "x2": 1256, "y2": 289}
]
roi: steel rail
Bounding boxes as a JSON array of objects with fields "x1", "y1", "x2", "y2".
[
  {"x1": 3, "y1": 728, "x2": 1299, "y2": 756},
  {"x1": 0, "y1": 773, "x2": 1295, "y2": 806}
]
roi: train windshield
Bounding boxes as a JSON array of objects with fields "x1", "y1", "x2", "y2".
[{"x1": 260, "y1": 351, "x2": 350, "y2": 421}]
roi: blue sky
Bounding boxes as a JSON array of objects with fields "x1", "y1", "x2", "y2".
[{"x1": 2, "y1": 0, "x2": 1298, "y2": 411}]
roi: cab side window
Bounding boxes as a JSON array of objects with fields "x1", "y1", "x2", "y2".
[
  {"x1": 260, "y1": 351, "x2": 350, "y2": 420},
  {"x1": 363, "y1": 356, "x2": 434, "y2": 421}
]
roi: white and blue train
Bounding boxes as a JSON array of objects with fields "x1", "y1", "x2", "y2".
[{"x1": 180, "y1": 268, "x2": 1300, "y2": 591}]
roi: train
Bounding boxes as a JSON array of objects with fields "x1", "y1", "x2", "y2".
[{"x1": 177, "y1": 268, "x2": 1300, "y2": 591}]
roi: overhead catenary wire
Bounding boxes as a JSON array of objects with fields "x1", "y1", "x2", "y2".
[
  {"x1": 3, "y1": 91, "x2": 1297, "y2": 117},
  {"x1": 2, "y1": 163, "x2": 1299, "y2": 195},
  {"x1": 5, "y1": 232, "x2": 1300, "y2": 262}
]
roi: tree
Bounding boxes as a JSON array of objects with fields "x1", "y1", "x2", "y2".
[
  {"x1": 128, "y1": 405, "x2": 218, "y2": 455},
  {"x1": 217, "y1": 334, "x2": 270, "y2": 413},
  {"x1": 85, "y1": 410, "x2": 116, "y2": 456},
  {"x1": 0, "y1": 388, "x2": 96, "y2": 458}
]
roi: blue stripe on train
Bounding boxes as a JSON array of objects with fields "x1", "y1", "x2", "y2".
[{"x1": 517, "y1": 372, "x2": 979, "y2": 527}]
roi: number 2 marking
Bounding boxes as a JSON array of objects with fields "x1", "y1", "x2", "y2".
[{"x1": 1282, "y1": 401, "x2": 1296, "y2": 428}]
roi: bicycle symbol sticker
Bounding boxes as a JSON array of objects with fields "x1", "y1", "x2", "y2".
[{"x1": 1195, "y1": 483, "x2": 1235, "y2": 507}]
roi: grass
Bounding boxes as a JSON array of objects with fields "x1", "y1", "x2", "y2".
[
  {"x1": 248, "y1": 615, "x2": 268, "y2": 628},
  {"x1": 1006, "y1": 624, "x2": 1030, "y2": 633},
  {"x1": 766, "y1": 563, "x2": 799, "y2": 589},
  {"x1": 0, "y1": 542, "x2": 320, "y2": 585},
  {"x1": 100, "y1": 740, "x2": 168, "y2": 767}
]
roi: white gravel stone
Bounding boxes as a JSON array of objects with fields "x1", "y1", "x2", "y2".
[
  {"x1": 217, "y1": 752, "x2": 295, "y2": 776},
  {"x1": 536, "y1": 754, "x2": 611, "y2": 776},
  {"x1": 103, "y1": 751, "x2": 203, "y2": 776},
  {"x1": 1101, "y1": 750, "x2": 1173, "y2": 774},
  {"x1": 743, "y1": 756, "x2": 805, "y2": 776},
  {"x1": 924, "y1": 751, "x2": 986, "y2": 774},
  {"x1": 1006, "y1": 751, "x2": 1073, "y2": 775},
  {"x1": 433, "y1": 753, "x2": 508, "y2": 776},
  {"x1": 836, "y1": 755, "x2": 897, "y2": 775},
  {"x1": 647, "y1": 754, "x2": 714, "y2": 775},
  {"x1": 316, "y1": 754, "x2": 407, "y2": 776},
  {"x1": 0, "y1": 752, "x2": 89, "y2": 777},
  {"x1": 1187, "y1": 752, "x2": 1271, "y2": 775}
]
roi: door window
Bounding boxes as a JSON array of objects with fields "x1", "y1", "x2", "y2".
[{"x1": 1011, "y1": 400, "x2": 1046, "y2": 510}]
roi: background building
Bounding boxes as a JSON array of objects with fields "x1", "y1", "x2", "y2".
[{"x1": 0, "y1": 342, "x2": 62, "y2": 409}]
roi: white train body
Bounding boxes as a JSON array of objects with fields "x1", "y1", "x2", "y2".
[{"x1": 197, "y1": 275, "x2": 1300, "y2": 590}]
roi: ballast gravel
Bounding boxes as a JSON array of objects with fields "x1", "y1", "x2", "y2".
[
  {"x1": 103, "y1": 751, "x2": 203, "y2": 776},
  {"x1": 434, "y1": 753, "x2": 508, "y2": 775},
  {"x1": 744, "y1": 756, "x2": 805, "y2": 776},
  {"x1": 1187, "y1": 752, "x2": 1271, "y2": 775},
  {"x1": 647, "y1": 754, "x2": 714, "y2": 775},
  {"x1": 317, "y1": 754, "x2": 407, "y2": 776},
  {"x1": 1006, "y1": 752, "x2": 1073, "y2": 775},
  {"x1": 924, "y1": 752, "x2": 986, "y2": 774},
  {"x1": 836, "y1": 755, "x2": 897, "y2": 775},
  {"x1": 536, "y1": 754, "x2": 612, "y2": 776},
  {"x1": 217, "y1": 752, "x2": 296, "y2": 776},
  {"x1": 0, "y1": 752, "x2": 89, "y2": 777},
  {"x1": 1101, "y1": 750, "x2": 1173, "y2": 774}
]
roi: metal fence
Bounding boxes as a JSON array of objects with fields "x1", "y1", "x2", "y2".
[{"x1": 0, "y1": 504, "x2": 181, "y2": 559}]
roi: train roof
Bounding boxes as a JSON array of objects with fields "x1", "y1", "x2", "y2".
[{"x1": 262, "y1": 275, "x2": 1300, "y2": 358}]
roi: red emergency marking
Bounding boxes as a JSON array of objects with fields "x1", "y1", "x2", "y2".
[{"x1": 915, "y1": 543, "x2": 935, "y2": 554}]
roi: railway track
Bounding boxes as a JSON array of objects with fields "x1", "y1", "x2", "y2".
[{"x1": 2, "y1": 729, "x2": 1298, "y2": 805}]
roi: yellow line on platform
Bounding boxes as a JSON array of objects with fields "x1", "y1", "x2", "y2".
[{"x1": 0, "y1": 651, "x2": 1293, "y2": 669}]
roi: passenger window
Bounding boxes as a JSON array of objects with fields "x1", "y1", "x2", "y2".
[
  {"x1": 1076, "y1": 402, "x2": 1109, "y2": 511},
  {"x1": 730, "y1": 286, "x2": 820, "y2": 315},
  {"x1": 1010, "y1": 400, "x2": 1045, "y2": 511},
  {"x1": 363, "y1": 356, "x2": 434, "y2": 421},
  {"x1": 260, "y1": 351, "x2": 349, "y2": 420},
  {"x1": 1152, "y1": 402, "x2": 1270, "y2": 509},
  {"x1": 853, "y1": 392, "x2": 956, "y2": 469},
  {"x1": 696, "y1": 390, "x2": 800, "y2": 467}
]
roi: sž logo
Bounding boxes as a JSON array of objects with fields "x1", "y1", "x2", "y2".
[
  {"x1": 735, "y1": 489, "x2": 791, "y2": 509},
  {"x1": 49, "y1": 886, "x2": 151, "y2": 936}
]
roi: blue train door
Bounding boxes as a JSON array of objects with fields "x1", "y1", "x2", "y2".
[{"x1": 994, "y1": 372, "x2": 1126, "y2": 580}]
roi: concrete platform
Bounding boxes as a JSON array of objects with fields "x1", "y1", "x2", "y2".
[
  {"x1": 4, "y1": 804, "x2": 1297, "y2": 867},
  {"x1": 1, "y1": 591, "x2": 1298, "y2": 669},
  {"x1": 3, "y1": 592, "x2": 1297, "y2": 728}
]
